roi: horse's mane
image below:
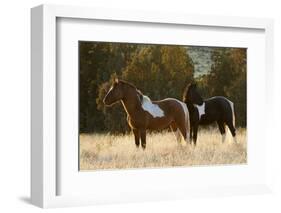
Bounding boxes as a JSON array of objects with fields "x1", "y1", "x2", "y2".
[
  {"x1": 119, "y1": 80, "x2": 143, "y2": 95},
  {"x1": 183, "y1": 83, "x2": 194, "y2": 102},
  {"x1": 183, "y1": 82, "x2": 204, "y2": 104},
  {"x1": 182, "y1": 85, "x2": 189, "y2": 102},
  {"x1": 119, "y1": 80, "x2": 137, "y2": 89}
]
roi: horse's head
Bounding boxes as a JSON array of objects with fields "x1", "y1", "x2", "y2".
[
  {"x1": 183, "y1": 83, "x2": 204, "y2": 105},
  {"x1": 103, "y1": 79, "x2": 124, "y2": 106}
]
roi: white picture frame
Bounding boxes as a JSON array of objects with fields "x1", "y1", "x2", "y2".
[{"x1": 31, "y1": 4, "x2": 274, "y2": 208}]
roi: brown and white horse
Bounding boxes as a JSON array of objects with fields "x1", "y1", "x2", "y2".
[{"x1": 103, "y1": 79, "x2": 190, "y2": 149}]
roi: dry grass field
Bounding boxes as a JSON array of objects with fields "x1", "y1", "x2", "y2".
[{"x1": 79, "y1": 128, "x2": 246, "y2": 170}]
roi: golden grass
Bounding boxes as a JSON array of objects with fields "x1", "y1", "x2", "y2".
[{"x1": 79, "y1": 128, "x2": 246, "y2": 170}]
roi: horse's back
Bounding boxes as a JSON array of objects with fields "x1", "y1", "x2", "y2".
[
  {"x1": 142, "y1": 98, "x2": 188, "y2": 130},
  {"x1": 204, "y1": 96, "x2": 233, "y2": 119},
  {"x1": 154, "y1": 98, "x2": 186, "y2": 111},
  {"x1": 153, "y1": 98, "x2": 188, "y2": 119},
  {"x1": 206, "y1": 96, "x2": 231, "y2": 104}
]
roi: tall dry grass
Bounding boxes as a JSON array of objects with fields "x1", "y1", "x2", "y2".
[{"x1": 80, "y1": 128, "x2": 246, "y2": 170}]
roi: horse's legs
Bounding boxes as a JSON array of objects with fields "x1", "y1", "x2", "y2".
[
  {"x1": 189, "y1": 121, "x2": 193, "y2": 143},
  {"x1": 140, "y1": 129, "x2": 146, "y2": 150},
  {"x1": 192, "y1": 122, "x2": 199, "y2": 146},
  {"x1": 170, "y1": 122, "x2": 182, "y2": 144},
  {"x1": 176, "y1": 119, "x2": 188, "y2": 144},
  {"x1": 217, "y1": 121, "x2": 226, "y2": 143},
  {"x1": 132, "y1": 129, "x2": 140, "y2": 148},
  {"x1": 225, "y1": 121, "x2": 237, "y2": 143}
]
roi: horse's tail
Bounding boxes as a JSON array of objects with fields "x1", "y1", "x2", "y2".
[
  {"x1": 229, "y1": 100, "x2": 236, "y2": 128},
  {"x1": 177, "y1": 100, "x2": 190, "y2": 139},
  {"x1": 183, "y1": 103, "x2": 190, "y2": 140},
  {"x1": 186, "y1": 105, "x2": 190, "y2": 138}
]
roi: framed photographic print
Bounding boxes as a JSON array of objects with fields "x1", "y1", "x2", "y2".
[{"x1": 31, "y1": 4, "x2": 274, "y2": 208}]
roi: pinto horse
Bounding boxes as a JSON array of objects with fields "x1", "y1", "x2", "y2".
[
  {"x1": 103, "y1": 79, "x2": 190, "y2": 149},
  {"x1": 183, "y1": 83, "x2": 237, "y2": 145}
]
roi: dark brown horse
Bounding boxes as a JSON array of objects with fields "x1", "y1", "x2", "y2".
[
  {"x1": 103, "y1": 79, "x2": 190, "y2": 149},
  {"x1": 183, "y1": 83, "x2": 237, "y2": 145}
]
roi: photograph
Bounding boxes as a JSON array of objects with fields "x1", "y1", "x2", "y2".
[{"x1": 79, "y1": 41, "x2": 247, "y2": 170}]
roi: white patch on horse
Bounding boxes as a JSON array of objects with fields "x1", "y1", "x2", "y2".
[
  {"x1": 194, "y1": 102, "x2": 205, "y2": 120},
  {"x1": 141, "y1": 95, "x2": 164, "y2": 118}
]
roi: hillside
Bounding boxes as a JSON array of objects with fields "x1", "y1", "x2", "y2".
[{"x1": 186, "y1": 46, "x2": 213, "y2": 77}]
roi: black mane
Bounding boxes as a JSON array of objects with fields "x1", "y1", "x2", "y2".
[
  {"x1": 183, "y1": 83, "x2": 203, "y2": 105},
  {"x1": 119, "y1": 80, "x2": 144, "y2": 102}
]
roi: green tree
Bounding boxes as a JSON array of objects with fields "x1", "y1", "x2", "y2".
[
  {"x1": 122, "y1": 45, "x2": 194, "y2": 99},
  {"x1": 79, "y1": 42, "x2": 137, "y2": 132}
]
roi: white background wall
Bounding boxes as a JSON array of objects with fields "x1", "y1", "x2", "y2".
[{"x1": 0, "y1": 0, "x2": 280, "y2": 212}]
